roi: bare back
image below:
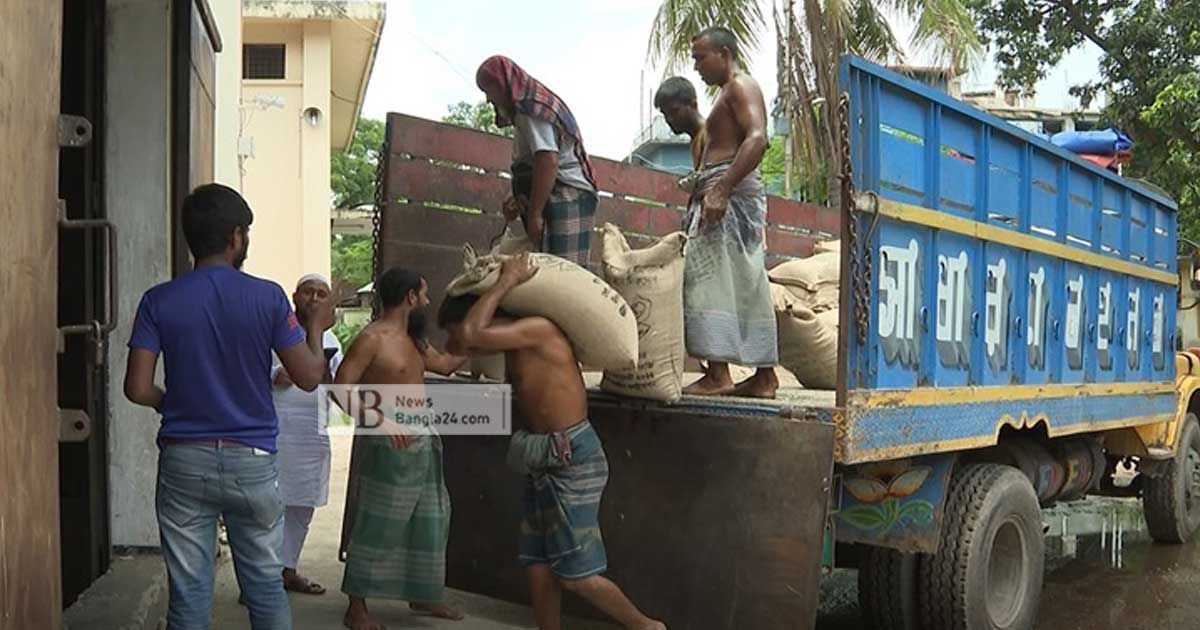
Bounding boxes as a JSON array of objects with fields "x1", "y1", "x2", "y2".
[
  {"x1": 702, "y1": 72, "x2": 767, "y2": 166},
  {"x1": 504, "y1": 316, "x2": 588, "y2": 434}
]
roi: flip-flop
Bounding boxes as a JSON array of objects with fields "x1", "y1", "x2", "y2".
[{"x1": 284, "y1": 576, "x2": 327, "y2": 595}]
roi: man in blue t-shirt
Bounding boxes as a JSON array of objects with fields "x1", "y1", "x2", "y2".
[{"x1": 125, "y1": 183, "x2": 333, "y2": 630}]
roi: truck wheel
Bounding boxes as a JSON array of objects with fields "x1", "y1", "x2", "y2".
[
  {"x1": 1143, "y1": 412, "x2": 1200, "y2": 543},
  {"x1": 920, "y1": 464, "x2": 1043, "y2": 630},
  {"x1": 858, "y1": 545, "x2": 921, "y2": 630}
]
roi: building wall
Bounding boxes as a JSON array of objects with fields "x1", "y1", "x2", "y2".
[
  {"x1": 211, "y1": 0, "x2": 242, "y2": 188},
  {"x1": 106, "y1": 0, "x2": 174, "y2": 546},
  {"x1": 0, "y1": 2, "x2": 65, "y2": 625},
  {"x1": 240, "y1": 18, "x2": 332, "y2": 290}
]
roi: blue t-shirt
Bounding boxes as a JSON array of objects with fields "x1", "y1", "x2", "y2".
[{"x1": 128, "y1": 265, "x2": 306, "y2": 452}]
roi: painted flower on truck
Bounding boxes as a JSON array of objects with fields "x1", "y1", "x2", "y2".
[{"x1": 839, "y1": 459, "x2": 935, "y2": 533}]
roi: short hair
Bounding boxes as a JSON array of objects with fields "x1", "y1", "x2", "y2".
[
  {"x1": 181, "y1": 183, "x2": 253, "y2": 260},
  {"x1": 437, "y1": 293, "x2": 479, "y2": 329},
  {"x1": 654, "y1": 76, "x2": 697, "y2": 109},
  {"x1": 437, "y1": 293, "x2": 514, "y2": 329},
  {"x1": 694, "y1": 26, "x2": 739, "y2": 61},
  {"x1": 377, "y1": 267, "x2": 423, "y2": 309}
]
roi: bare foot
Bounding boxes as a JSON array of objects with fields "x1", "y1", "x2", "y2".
[
  {"x1": 282, "y1": 568, "x2": 326, "y2": 595},
  {"x1": 726, "y1": 368, "x2": 778, "y2": 399},
  {"x1": 682, "y1": 372, "x2": 735, "y2": 396},
  {"x1": 410, "y1": 602, "x2": 465, "y2": 620},
  {"x1": 344, "y1": 598, "x2": 386, "y2": 630}
]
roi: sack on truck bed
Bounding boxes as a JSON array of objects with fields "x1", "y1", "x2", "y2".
[
  {"x1": 447, "y1": 247, "x2": 639, "y2": 370},
  {"x1": 490, "y1": 221, "x2": 534, "y2": 256},
  {"x1": 776, "y1": 304, "x2": 839, "y2": 390},
  {"x1": 768, "y1": 252, "x2": 840, "y2": 312},
  {"x1": 598, "y1": 224, "x2": 687, "y2": 402}
]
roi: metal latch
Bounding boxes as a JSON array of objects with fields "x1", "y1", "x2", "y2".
[
  {"x1": 58, "y1": 408, "x2": 92, "y2": 442},
  {"x1": 57, "y1": 199, "x2": 119, "y2": 365},
  {"x1": 58, "y1": 114, "x2": 93, "y2": 148}
]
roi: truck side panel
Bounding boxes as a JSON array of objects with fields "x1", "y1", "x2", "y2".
[{"x1": 838, "y1": 57, "x2": 1179, "y2": 465}]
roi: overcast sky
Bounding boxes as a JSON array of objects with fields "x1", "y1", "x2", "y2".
[{"x1": 358, "y1": 0, "x2": 1105, "y2": 160}]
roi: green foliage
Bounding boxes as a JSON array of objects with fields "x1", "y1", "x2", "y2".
[
  {"x1": 331, "y1": 117, "x2": 384, "y2": 210},
  {"x1": 761, "y1": 135, "x2": 825, "y2": 201},
  {"x1": 442, "y1": 101, "x2": 513, "y2": 137},
  {"x1": 333, "y1": 317, "x2": 368, "y2": 349},
  {"x1": 972, "y1": 0, "x2": 1200, "y2": 238},
  {"x1": 331, "y1": 234, "x2": 372, "y2": 293},
  {"x1": 647, "y1": 0, "x2": 766, "y2": 72}
]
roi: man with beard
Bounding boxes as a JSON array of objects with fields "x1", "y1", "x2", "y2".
[
  {"x1": 681, "y1": 26, "x2": 779, "y2": 398},
  {"x1": 336, "y1": 267, "x2": 467, "y2": 629},
  {"x1": 124, "y1": 183, "x2": 333, "y2": 629}
]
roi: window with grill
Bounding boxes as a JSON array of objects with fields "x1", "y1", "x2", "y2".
[{"x1": 243, "y1": 44, "x2": 286, "y2": 80}]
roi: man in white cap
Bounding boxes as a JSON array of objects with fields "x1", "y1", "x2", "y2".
[{"x1": 270, "y1": 272, "x2": 342, "y2": 595}]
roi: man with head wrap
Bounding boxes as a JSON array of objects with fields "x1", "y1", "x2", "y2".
[
  {"x1": 269, "y1": 273, "x2": 342, "y2": 596},
  {"x1": 476, "y1": 55, "x2": 598, "y2": 267}
]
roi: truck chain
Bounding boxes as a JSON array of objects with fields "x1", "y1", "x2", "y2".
[
  {"x1": 839, "y1": 93, "x2": 871, "y2": 346},
  {"x1": 370, "y1": 123, "x2": 389, "y2": 321}
]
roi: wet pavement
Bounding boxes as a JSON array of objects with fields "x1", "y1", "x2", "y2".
[{"x1": 818, "y1": 496, "x2": 1200, "y2": 629}]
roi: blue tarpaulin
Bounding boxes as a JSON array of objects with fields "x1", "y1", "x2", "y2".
[{"x1": 1050, "y1": 128, "x2": 1133, "y2": 156}]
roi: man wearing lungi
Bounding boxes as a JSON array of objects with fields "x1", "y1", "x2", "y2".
[
  {"x1": 269, "y1": 273, "x2": 342, "y2": 596},
  {"x1": 438, "y1": 254, "x2": 666, "y2": 630},
  {"x1": 654, "y1": 76, "x2": 706, "y2": 169},
  {"x1": 476, "y1": 55, "x2": 599, "y2": 267},
  {"x1": 681, "y1": 26, "x2": 779, "y2": 399},
  {"x1": 336, "y1": 267, "x2": 466, "y2": 629}
]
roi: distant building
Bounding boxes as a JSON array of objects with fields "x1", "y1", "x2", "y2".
[
  {"x1": 234, "y1": 0, "x2": 386, "y2": 289},
  {"x1": 888, "y1": 65, "x2": 963, "y2": 97},
  {"x1": 961, "y1": 87, "x2": 1102, "y2": 136},
  {"x1": 627, "y1": 115, "x2": 693, "y2": 176}
]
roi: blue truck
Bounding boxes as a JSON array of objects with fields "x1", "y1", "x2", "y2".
[{"x1": 370, "y1": 55, "x2": 1195, "y2": 630}]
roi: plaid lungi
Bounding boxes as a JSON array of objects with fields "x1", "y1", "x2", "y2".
[
  {"x1": 511, "y1": 420, "x2": 609, "y2": 579},
  {"x1": 341, "y1": 436, "x2": 450, "y2": 602},
  {"x1": 541, "y1": 185, "x2": 598, "y2": 268}
]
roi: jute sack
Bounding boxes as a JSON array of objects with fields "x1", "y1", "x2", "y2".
[
  {"x1": 490, "y1": 221, "x2": 534, "y2": 255},
  {"x1": 769, "y1": 282, "x2": 796, "y2": 312},
  {"x1": 769, "y1": 252, "x2": 840, "y2": 313},
  {"x1": 814, "y1": 240, "x2": 840, "y2": 254},
  {"x1": 446, "y1": 246, "x2": 638, "y2": 370},
  {"x1": 776, "y1": 304, "x2": 839, "y2": 389},
  {"x1": 598, "y1": 224, "x2": 687, "y2": 402}
]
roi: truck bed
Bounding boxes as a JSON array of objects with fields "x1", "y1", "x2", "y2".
[{"x1": 581, "y1": 370, "x2": 837, "y2": 415}]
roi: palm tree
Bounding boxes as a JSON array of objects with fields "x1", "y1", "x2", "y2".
[{"x1": 648, "y1": 0, "x2": 982, "y2": 204}]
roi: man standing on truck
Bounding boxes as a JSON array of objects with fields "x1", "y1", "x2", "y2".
[
  {"x1": 438, "y1": 254, "x2": 666, "y2": 630},
  {"x1": 124, "y1": 183, "x2": 334, "y2": 629},
  {"x1": 654, "y1": 76, "x2": 706, "y2": 168},
  {"x1": 680, "y1": 26, "x2": 779, "y2": 399},
  {"x1": 476, "y1": 55, "x2": 599, "y2": 268},
  {"x1": 337, "y1": 266, "x2": 467, "y2": 629}
]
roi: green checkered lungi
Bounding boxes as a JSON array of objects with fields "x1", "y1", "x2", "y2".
[
  {"x1": 341, "y1": 435, "x2": 450, "y2": 602},
  {"x1": 541, "y1": 185, "x2": 598, "y2": 268}
]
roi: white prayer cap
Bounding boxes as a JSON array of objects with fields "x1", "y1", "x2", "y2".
[{"x1": 295, "y1": 273, "x2": 331, "y2": 290}]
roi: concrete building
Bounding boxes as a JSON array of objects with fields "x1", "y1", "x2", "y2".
[
  {"x1": 628, "y1": 115, "x2": 693, "y2": 176},
  {"x1": 237, "y1": 0, "x2": 385, "y2": 290},
  {"x1": 961, "y1": 87, "x2": 1102, "y2": 136}
]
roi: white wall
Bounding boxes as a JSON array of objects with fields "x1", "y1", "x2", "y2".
[
  {"x1": 105, "y1": 0, "x2": 173, "y2": 547},
  {"x1": 211, "y1": 0, "x2": 243, "y2": 188}
]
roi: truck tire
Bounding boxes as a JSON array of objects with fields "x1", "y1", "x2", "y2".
[
  {"x1": 1143, "y1": 412, "x2": 1200, "y2": 543},
  {"x1": 858, "y1": 545, "x2": 921, "y2": 630},
  {"x1": 919, "y1": 463, "x2": 1043, "y2": 630}
]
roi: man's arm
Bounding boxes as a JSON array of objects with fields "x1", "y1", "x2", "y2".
[
  {"x1": 526, "y1": 150, "x2": 558, "y2": 246},
  {"x1": 460, "y1": 317, "x2": 557, "y2": 354},
  {"x1": 124, "y1": 348, "x2": 164, "y2": 413},
  {"x1": 277, "y1": 297, "x2": 336, "y2": 392},
  {"x1": 704, "y1": 77, "x2": 769, "y2": 220},
  {"x1": 422, "y1": 345, "x2": 469, "y2": 376},
  {"x1": 457, "y1": 254, "x2": 537, "y2": 349}
]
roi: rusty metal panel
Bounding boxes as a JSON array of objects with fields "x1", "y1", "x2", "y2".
[
  {"x1": 766, "y1": 228, "x2": 819, "y2": 259},
  {"x1": 387, "y1": 156, "x2": 510, "y2": 211},
  {"x1": 0, "y1": 1, "x2": 64, "y2": 627},
  {"x1": 441, "y1": 394, "x2": 835, "y2": 630},
  {"x1": 389, "y1": 113, "x2": 514, "y2": 171},
  {"x1": 592, "y1": 158, "x2": 691, "y2": 207}
]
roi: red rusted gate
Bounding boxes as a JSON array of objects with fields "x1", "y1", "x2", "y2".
[{"x1": 375, "y1": 112, "x2": 839, "y2": 344}]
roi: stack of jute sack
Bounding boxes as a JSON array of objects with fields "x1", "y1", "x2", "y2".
[
  {"x1": 446, "y1": 244, "x2": 639, "y2": 373},
  {"x1": 598, "y1": 223, "x2": 687, "y2": 402},
  {"x1": 767, "y1": 240, "x2": 840, "y2": 389}
]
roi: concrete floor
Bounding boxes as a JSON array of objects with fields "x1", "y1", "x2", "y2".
[{"x1": 210, "y1": 435, "x2": 618, "y2": 630}]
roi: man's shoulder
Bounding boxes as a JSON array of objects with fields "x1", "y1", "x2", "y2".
[{"x1": 727, "y1": 72, "x2": 763, "y2": 96}]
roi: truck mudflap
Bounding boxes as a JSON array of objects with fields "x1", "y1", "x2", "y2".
[
  {"x1": 438, "y1": 393, "x2": 835, "y2": 630},
  {"x1": 834, "y1": 452, "x2": 957, "y2": 554}
]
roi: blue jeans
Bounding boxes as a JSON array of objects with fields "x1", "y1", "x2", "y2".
[{"x1": 157, "y1": 442, "x2": 292, "y2": 630}]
